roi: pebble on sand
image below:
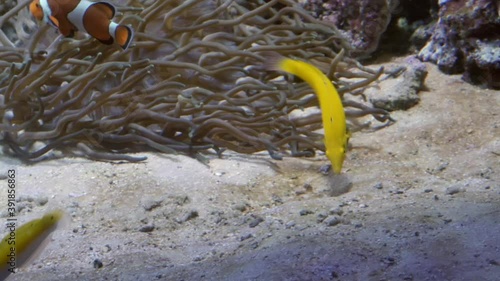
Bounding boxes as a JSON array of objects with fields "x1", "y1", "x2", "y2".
[
  {"x1": 445, "y1": 185, "x2": 464, "y2": 195},
  {"x1": 325, "y1": 216, "x2": 341, "y2": 227}
]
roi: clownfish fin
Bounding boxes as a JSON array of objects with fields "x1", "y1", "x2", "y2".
[
  {"x1": 59, "y1": 22, "x2": 75, "y2": 38},
  {"x1": 96, "y1": 37, "x2": 114, "y2": 45},
  {"x1": 93, "y1": 2, "x2": 116, "y2": 20},
  {"x1": 49, "y1": 15, "x2": 59, "y2": 28},
  {"x1": 109, "y1": 22, "x2": 134, "y2": 49}
]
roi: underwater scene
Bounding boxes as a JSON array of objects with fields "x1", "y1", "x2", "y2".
[{"x1": 0, "y1": 0, "x2": 499, "y2": 280}]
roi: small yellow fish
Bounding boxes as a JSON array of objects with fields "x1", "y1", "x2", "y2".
[
  {"x1": 0, "y1": 210, "x2": 66, "y2": 279},
  {"x1": 266, "y1": 55, "x2": 349, "y2": 173}
]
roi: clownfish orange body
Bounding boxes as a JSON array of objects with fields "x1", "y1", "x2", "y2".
[{"x1": 29, "y1": 0, "x2": 134, "y2": 49}]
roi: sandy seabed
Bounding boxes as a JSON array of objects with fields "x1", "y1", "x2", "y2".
[{"x1": 1, "y1": 58, "x2": 499, "y2": 281}]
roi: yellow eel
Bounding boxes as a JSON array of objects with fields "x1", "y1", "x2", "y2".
[
  {"x1": 267, "y1": 55, "x2": 349, "y2": 173},
  {"x1": 0, "y1": 210, "x2": 66, "y2": 279}
]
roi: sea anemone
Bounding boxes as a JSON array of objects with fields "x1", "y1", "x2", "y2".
[{"x1": 0, "y1": 0, "x2": 391, "y2": 162}]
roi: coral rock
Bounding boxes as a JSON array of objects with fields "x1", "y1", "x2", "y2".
[
  {"x1": 367, "y1": 56, "x2": 427, "y2": 111},
  {"x1": 299, "y1": 0, "x2": 394, "y2": 57},
  {"x1": 418, "y1": 0, "x2": 500, "y2": 89}
]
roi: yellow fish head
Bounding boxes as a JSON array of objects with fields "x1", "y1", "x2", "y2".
[
  {"x1": 326, "y1": 146, "x2": 345, "y2": 174},
  {"x1": 326, "y1": 130, "x2": 349, "y2": 174}
]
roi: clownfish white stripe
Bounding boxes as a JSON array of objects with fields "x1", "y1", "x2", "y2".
[
  {"x1": 109, "y1": 21, "x2": 133, "y2": 50},
  {"x1": 38, "y1": 0, "x2": 52, "y2": 26},
  {"x1": 109, "y1": 22, "x2": 119, "y2": 40},
  {"x1": 67, "y1": 0, "x2": 94, "y2": 34}
]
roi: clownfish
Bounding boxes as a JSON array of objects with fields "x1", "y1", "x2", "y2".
[
  {"x1": 266, "y1": 54, "x2": 350, "y2": 174},
  {"x1": 29, "y1": 0, "x2": 134, "y2": 49},
  {"x1": 0, "y1": 210, "x2": 68, "y2": 279}
]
